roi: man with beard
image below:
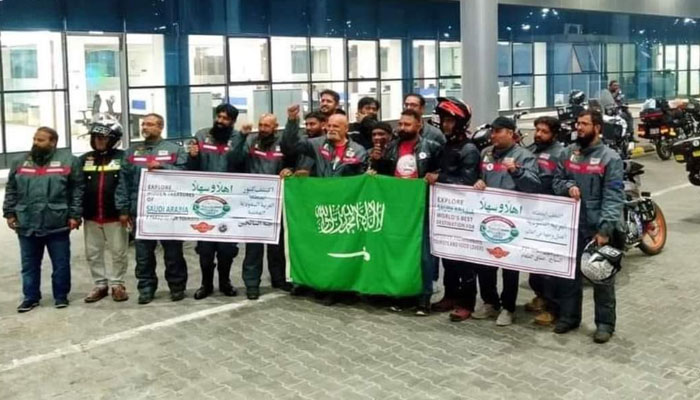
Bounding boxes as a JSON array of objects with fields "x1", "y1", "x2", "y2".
[
  {"x1": 288, "y1": 111, "x2": 328, "y2": 177},
  {"x1": 319, "y1": 89, "x2": 341, "y2": 117},
  {"x1": 552, "y1": 110, "x2": 624, "y2": 344},
  {"x1": 228, "y1": 114, "x2": 293, "y2": 300},
  {"x1": 115, "y1": 114, "x2": 188, "y2": 305},
  {"x1": 403, "y1": 93, "x2": 446, "y2": 146},
  {"x1": 187, "y1": 104, "x2": 241, "y2": 300},
  {"x1": 372, "y1": 109, "x2": 442, "y2": 316},
  {"x1": 523, "y1": 116, "x2": 567, "y2": 326},
  {"x1": 472, "y1": 116, "x2": 541, "y2": 326},
  {"x1": 3, "y1": 127, "x2": 84, "y2": 312},
  {"x1": 424, "y1": 98, "x2": 481, "y2": 321},
  {"x1": 80, "y1": 117, "x2": 129, "y2": 303}
]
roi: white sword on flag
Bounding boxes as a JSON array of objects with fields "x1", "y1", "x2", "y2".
[{"x1": 328, "y1": 246, "x2": 371, "y2": 262}]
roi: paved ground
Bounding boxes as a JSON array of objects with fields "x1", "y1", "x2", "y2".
[{"x1": 1, "y1": 154, "x2": 700, "y2": 399}]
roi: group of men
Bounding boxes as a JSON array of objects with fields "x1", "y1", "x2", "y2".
[{"x1": 2, "y1": 88, "x2": 624, "y2": 344}]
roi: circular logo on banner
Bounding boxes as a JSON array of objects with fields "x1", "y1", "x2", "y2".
[
  {"x1": 193, "y1": 195, "x2": 231, "y2": 219},
  {"x1": 480, "y1": 216, "x2": 519, "y2": 244}
]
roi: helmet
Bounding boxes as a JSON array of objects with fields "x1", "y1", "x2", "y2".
[
  {"x1": 569, "y1": 90, "x2": 586, "y2": 106},
  {"x1": 88, "y1": 114, "x2": 123, "y2": 151},
  {"x1": 469, "y1": 123, "x2": 492, "y2": 151},
  {"x1": 433, "y1": 97, "x2": 472, "y2": 136},
  {"x1": 580, "y1": 241, "x2": 623, "y2": 284}
]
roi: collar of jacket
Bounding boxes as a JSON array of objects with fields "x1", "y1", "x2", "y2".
[
  {"x1": 144, "y1": 138, "x2": 163, "y2": 147},
  {"x1": 492, "y1": 144, "x2": 516, "y2": 159},
  {"x1": 398, "y1": 136, "x2": 420, "y2": 150},
  {"x1": 579, "y1": 141, "x2": 604, "y2": 156},
  {"x1": 445, "y1": 132, "x2": 467, "y2": 145}
]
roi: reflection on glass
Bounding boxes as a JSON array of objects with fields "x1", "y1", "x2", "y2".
[
  {"x1": 380, "y1": 40, "x2": 402, "y2": 80},
  {"x1": 228, "y1": 85, "x2": 271, "y2": 130},
  {"x1": 4, "y1": 91, "x2": 66, "y2": 152},
  {"x1": 311, "y1": 38, "x2": 344, "y2": 81},
  {"x1": 513, "y1": 76, "x2": 533, "y2": 108},
  {"x1": 189, "y1": 35, "x2": 225, "y2": 85},
  {"x1": 348, "y1": 80, "x2": 378, "y2": 122},
  {"x1": 439, "y1": 42, "x2": 461, "y2": 77},
  {"x1": 380, "y1": 80, "x2": 403, "y2": 120},
  {"x1": 1, "y1": 31, "x2": 64, "y2": 91},
  {"x1": 413, "y1": 40, "x2": 437, "y2": 79},
  {"x1": 129, "y1": 88, "x2": 167, "y2": 138},
  {"x1": 412, "y1": 79, "x2": 438, "y2": 114},
  {"x1": 190, "y1": 86, "x2": 225, "y2": 134},
  {"x1": 606, "y1": 44, "x2": 621, "y2": 73},
  {"x1": 127, "y1": 34, "x2": 165, "y2": 87},
  {"x1": 552, "y1": 75, "x2": 572, "y2": 106},
  {"x1": 349, "y1": 40, "x2": 378, "y2": 79},
  {"x1": 498, "y1": 42, "x2": 512, "y2": 76},
  {"x1": 513, "y1": 43, "x2": 533, "y2": 75},
  {"x1": 229, "y1": 38, "x2": 269, "y2": 82},
  {"x1": 665, "y1": 45, "x2": 677, "y2": 70},
  {"x1": 498, "y1": 77, "x2": 512, "y2": 110},
  {"x1": 272, "y1": 37, "x2": 308, "y2": 82},
  {"x1": 622, "y1": 44, "x2": 636, "y2": 72},
  {"x1": 439, "y1": 78, "x2": 461, "y2": 98},
  {"x1": 271, "y1": 83, "x2": 308, "y2": 127}
]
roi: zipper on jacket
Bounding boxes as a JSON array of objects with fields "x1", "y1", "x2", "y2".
[{"x1": 97, "y1": 166, "x2": 105, "y2": 223}]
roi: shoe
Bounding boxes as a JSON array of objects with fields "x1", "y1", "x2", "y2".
[
  {"x1": 194, "y1": 287, "x2": 212, "y2": 300},
  {"x1": 553, "y1": 322, "x2": 579, "y2": 334},
  {"x1": 593, "y1": 330, "x2": 613, "y2": 344},
  {"x1": 496, "y1": 310, "x2": 514, "y2": 326},
  {"x1": 220, "y1": 285, "x2": 238, "y2": 297},
  {"x1": 17, "y1": 300, "x2": 39, "y2": 313},
  {"x1": 415, "y1": 297, "x2": 431, "y2": 316},
  {"x1": 524, "y1": 296, "x2": 545, "y2": 313},
  {"x1": 170, "y1": 291, "x2": 186, "y2": 302},
  {"x1": 290, "y1": 285, "x2": 310, "y2": 297},
  {"x1": 449, "y1": 307, "x2": 472, "y2": 322},
  {"x1": 472, "y1": 304, "x2": 499, "y2": 320},
  {"x1": 320, "y1": 293, "x2": 339, "y2": 307},
  {"x1": 534, "y1": 311, "x2": 555, "y2": 326},
  {"x1": 84, "y1": 286, "x2": 109, "y2": 303},
  {"x1": 111, "y1": 285, "x2": 129, "y2": 302},
  {"x1": 138, "y1": 292, "x2": 154, "y2": 305},
  {"x1": 246, "y1": 287, "x2": 260, "y2": 300},
  {"x1": 55, "y1": 299, "x2": 69, "y2": 309},
  {"x1": 431, "y1": 297, "x2": 457, "y2": 313},
  {"x1": 272, "y1": 282, "x2": 293, "y2": 292},
  {"x1": 388, "y1": 304, "x2": 403, "y2": 313}
]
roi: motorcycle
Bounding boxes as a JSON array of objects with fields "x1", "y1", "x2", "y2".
[
  {"x1": 556, "y1": 90, "x2": 587, "y2": 145},
  {"x1": 588, "y1": 100, "x2": 633, "y2": 160},
  {"x1": 622, "y1": 160, "x2": 668, "y2": 255},
  {"x1": 638, "y1": 98, "x2": 695, "y2": 160},
  {"x1": 671, "y1": 136, "x2": 700, "y2": 186}
]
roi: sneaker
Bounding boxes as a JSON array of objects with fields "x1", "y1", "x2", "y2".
[
  {"x1": 496, "y1": 310, "x2": 514, "y2": 326},
  {"x1": 272, "y1": 282, "x2": 294, "y2": 292},
  {"x1": 246, "y1": 287, "x2": 260, "y2": 301},
  {"x1": 194, "y1": 287, "x2": 212, "y2": 300},
  {"x1": 111, "y1": 285, "x2": 129, "y2": 302},
  {"x1": 170, "y1": 291, "x2": 186, "y2": 302},
  {"x1": 593, "y1": 330, "x2": 613, "y2": 344},
  {"x1": 138, "y1": 292, "x2": 154, "y2": 305},
  {"x1": 415, "y1": 297, "x2": 431, "y2": 316},
  {"x1": 524, "y1": 296, "x2": 545, "y2": 313},
  {"x1": 84, "y1": 286, "x2": 109, "y2": 303},
  {"x1": 388, "y1": 304, "x2": 403, "y2": 313},
  {"x1": 431, "y1": 297, "x2": 457, "y2": 313},
  {"x1": 55, "y1": 299, "x2": 69, "y2": 309},
  {"x1": 534, "y1": 311, "x2": 555, "y2": 326},
  {"x1": 17, "y1": 300, "x2": 39, "y2": 313},
  {"x1": 553, "y1": 322, "x2": 579, "y2": 334},
  {"x1": 219, "y1": 285, "x2": 238, "y2": 297},
  {"x1": 449, "y1": 307, "x2": 472, "y2": 322},
  {"x1": 472, "y1": 304, "x2": 499, "y2": 320}
]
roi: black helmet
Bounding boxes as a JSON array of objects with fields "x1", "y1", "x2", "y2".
[
  {"x1": 569, "y1": 90, "x2": 586, "y2": 106},
  {"x1": 469, "y1": 123, "x2": 492, "y2": 151},
  {"x1": 88, "y1": 114, "x2": 123, "y2": 151},
  {"x1": 433, "y1": 97, "x2": 472, "y2": 136}
]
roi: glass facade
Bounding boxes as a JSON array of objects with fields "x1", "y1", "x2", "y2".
[{"x1": 0, "y1": 1, "x2": 699, "y2": 164}]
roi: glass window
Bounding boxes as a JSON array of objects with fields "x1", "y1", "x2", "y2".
[
  {"x1": 534, "y1": 75, "x2": 547, "y2": 108},
  {"x1": 271, "y1": 37, "x2": 308, "y2": 82},
  {"x1": 271, "y1": 83, "x2": 307, "y2": 126},
  {"x1": 412, "y1": 79, "x2": 438, "y2": 114},
  {"x1": 552, "y1": 43, "x2": 573, "y2": 74},
  {"x1": 380, "y1": 40, "x2": 402, "y2": 80},
  {"x1": 513, "y1": 43, "x2": 533, "y2": 75},
  {"x1": 606, "y1": 44, "x2": 621, "y2": 73},
  {"x1": 128, "y1": 88, "x2": 167, "y2": 138},
  {"x1": 679, "y1": 45, "x2": 689, "y2": 71},
  {"x1": 691, "y1": 45, "x2": 700, "y2": 70},
  {"x1": 665, "y1": 45, "x2": 677, "y2": 70},
  {"x1": 127, "y1": 34, "x2": 165, "y2": 87},
  {"x1": 652, "y1": 44, "x2": 664, "y2": 71},
  {"x1": 678, "y1": 71, "x2": 688, "y2": 96},
  {"x1": 512, "y1": 76, "x2": 533, "y2": 109},
  {"x1": 439, "y1": 78, "x2": 461, "y2": 98},
  {"x1": 498, "y1": 77, "x2": 511, "y2": 110},
  {"x1": 189, "y1": 35, "x2": 226, "y2": 85},
  {"x1": 439, "y1": 42, "x2": 461, "y2": 77},
  {"x1": 348, "y1": 81, "x2": 378, "y2": 122},
  {"x1": 498, "y1": 42, "x2": 512, "y2": 76},
  {"x1": 412, "y1": 40, "x2": 437, "y2": 79},
  {"x1": 573, "y1": 44, "x2": 600, "y2": 73},
  {"x1": 1, "y1": 31, "x2": 64, "y2": 91},
  {"x1": 691, "y1": 71, "x2": 700, "y2": 96},
  {"x1": 311, "y1": 38, "x2": 345, "y2": 81},
  {"x1": 379, "y1": 80, "x2": 403, "y2": 120},
  {"x1": 534, "y1": 42, "x2": 547, "y2": 75},
  {"x1": 348, "y1": 40, "x2": 378, "y2": 80},
  {"x1": 190, "y1": 86, "x2": 225, "y2": 134},
  {"x1": 229, "y1": 85, "x2": 271, "y2": 130},
  {"x1": 4, "y1": 91, "x2": 66, "y2": 152},
  {"x1": 622, "y1": 44, "x2": 636, "y2": 72},
  {"x1": 229, "y1": 38, "x2": 269, "y2": 82},
  {"x1": 552, "y1": 75, "x2": 572, "y2": 105}
]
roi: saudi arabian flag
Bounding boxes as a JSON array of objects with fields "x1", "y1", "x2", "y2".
[{"x1": 284, "y1": 174, "x2": 425, "y2": 296}]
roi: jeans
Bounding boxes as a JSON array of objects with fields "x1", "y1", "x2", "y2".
[
  {"x1": 19, "y1": 231, "x2": 71, "y2": 302},
  {"x1": 197, "y1": 241, "x2": 238, "y2": 290},
  {"x1": 134, "y1": 239, "x2": 188, "y2": 295}
]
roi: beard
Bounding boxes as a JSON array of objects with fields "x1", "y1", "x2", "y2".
[
  {"x1": 534, "y1": 137, "x2": 553, "y2": 151},
  {"x1": 258, "y1": 132, "x2": 276, "y2": 149},
  {"x1": 398, "y1": 130, "x2": 418, "y2": 141},
  {"x1": 211, "y1": 123, "x2": 233, "y2": 143},
  {"x1": 576, "y1": 133, "x2": 595, "y2": 148},
  {"x1": 30, "y1": 145, "x2": 53, "y2": 166}
]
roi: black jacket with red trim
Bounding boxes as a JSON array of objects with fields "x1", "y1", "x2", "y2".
[
  {"x1": 227, "y1": 133, "x2": 287, "y2": 175},
  {"x1": 479, "y1": 144, "x2": 541, "y2": 193},
  {"x1": 187, "y1": 128, "x2": 241, "y2": 173},
  {"x1": 372, "y1": 136, "x2": 442, "y2": 178},
  {"x1": 527, "y1": 141, "x2": 566, "y2": 195},
  {"x1": 79, "y1": 149, "x2": 125, "y2": 223}
]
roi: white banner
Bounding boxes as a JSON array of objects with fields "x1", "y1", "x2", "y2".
[
  {"x1": 430, "y1": 184, "x2": 580, "y2": 279},
  {"x1": 136, "y1": 170, "x2": 282, "y2": 244}
]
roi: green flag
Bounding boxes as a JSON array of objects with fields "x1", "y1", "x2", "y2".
[{"x1": 284, "y1": 174, "x2": 425, "y2": 296}]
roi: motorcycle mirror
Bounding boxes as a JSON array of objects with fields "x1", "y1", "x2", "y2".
[{"x1": 515, "y1": 100, "x2": 526, "y2": 108}]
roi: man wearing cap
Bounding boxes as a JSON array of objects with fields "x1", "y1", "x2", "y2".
[{"x1": 472, "y1": 116, "x2": 541, "y2": 326}]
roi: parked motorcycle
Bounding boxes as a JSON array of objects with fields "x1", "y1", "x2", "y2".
[
  {"x1": 638, "y1": 98, "x2": 695, "y2": 160},
  {"x1": 556, "y1": 90, "x2": 587, "y2": 145},
  {"x1": 671, "y1": 136, "x2": 700, "y2": 186},
  {"x1": 622, "y1": 160, "x2": 667, "y2": 255}
]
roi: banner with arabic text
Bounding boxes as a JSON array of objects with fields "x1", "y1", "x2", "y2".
[
  {"x1": 429, "y1": 184, "x2": 580, "y2": 279},
  {"x1": 136, "y1": 170, "x2": 282, "y2": 244},
  {"x1": 284, "y1": 175, "x2": 425, "y2": 296}
]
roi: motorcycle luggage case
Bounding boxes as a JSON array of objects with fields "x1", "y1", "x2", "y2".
[
  {"x1": 671, "y1": 137, "x2": 700, "y2": 163},
  {"x1": 640, "y1": 108, "x2": 664, "y2": 121}
]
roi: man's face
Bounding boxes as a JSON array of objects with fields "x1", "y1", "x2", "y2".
[
  {"x1": 326, "y1": 114, "x2": 348, "y2": 144},
  {"x1": 534, "y1": 123, "x2": 555, "y2": 145},
  {"x1": 94, "y1": 135, "x2": 110, "y2": 151},
  {"x1": 397, "y1": 115, "x2": 421, "y2": 140},
  {"x1": 610, "y1": 82, "x2": 620, "y2": 93},
  {"x1": 491, "y1": 128, "x2": 515, "y2": 149},
  {"x1": 403, "y1": 96, "x2": 424, "y2": 116},
  {"x1": 33, "y1": 130, "x2": 56, "y2": 152},
  {"x1": 141, "y1": 116, "x2": 163, "y2": 140},
  {"x1": 215, "y1": 111, "x2": 234, "y2": 129},
  {"x1": 360, "y1": 103, "x2": 379, "y2": 118},
  {"x1": 576, "y1": 114, "x2": 599, "y2": 145},
  {"x1": 305, "y1": 117, "x2": 325, "y2": 138},
  {"x1": 320, "y1": 94, "x2": 338, "y2": 115},
  {"x1": 442, "y1": 116, "x2": 457, "y2": 136},
  {"x1": 258, "y1": 116, "x2": 278, "y2": 137},
  {"x1": 371, "y1": 128, "x2": 391, "y2": 148}
]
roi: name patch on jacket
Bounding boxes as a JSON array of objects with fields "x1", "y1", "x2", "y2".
[
  {"x1": 564, "y1": 160, "x2": 606, "y2": 175},
  {"x1": 249, "y1": 145, "x2": 283, "y2": 160},
  {"x1": 537, "y1": 154, "x2": 557, "y2": 171},
  {"x1": 17, "y1": 165, "x2": 71, "y2": 176},
  {"x1": 199, "y1": 142, "x2": 231, "y2": 154},
  {"x1": 128, "y1": 153, "x2": 176, "y2": 165},
  {"x1": 480, "y1": 162, "x2": 508, "y2": 172}
]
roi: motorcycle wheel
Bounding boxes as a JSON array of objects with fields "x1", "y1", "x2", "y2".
[
  {"x1": 655, "y1": 140, "x2": 673, "y2": 161},
  {"x1": 639, "y1": 202, "x2": 667, "y2": 255}
]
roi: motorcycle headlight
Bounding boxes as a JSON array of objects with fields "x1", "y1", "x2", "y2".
[{"x1": 694, "y1": 140, "x2": 700, "y2": 147}]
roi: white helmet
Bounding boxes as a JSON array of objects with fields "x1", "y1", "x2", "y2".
[{"x1": 580, "y1": 241, "x2": 623, "y2": 284}]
